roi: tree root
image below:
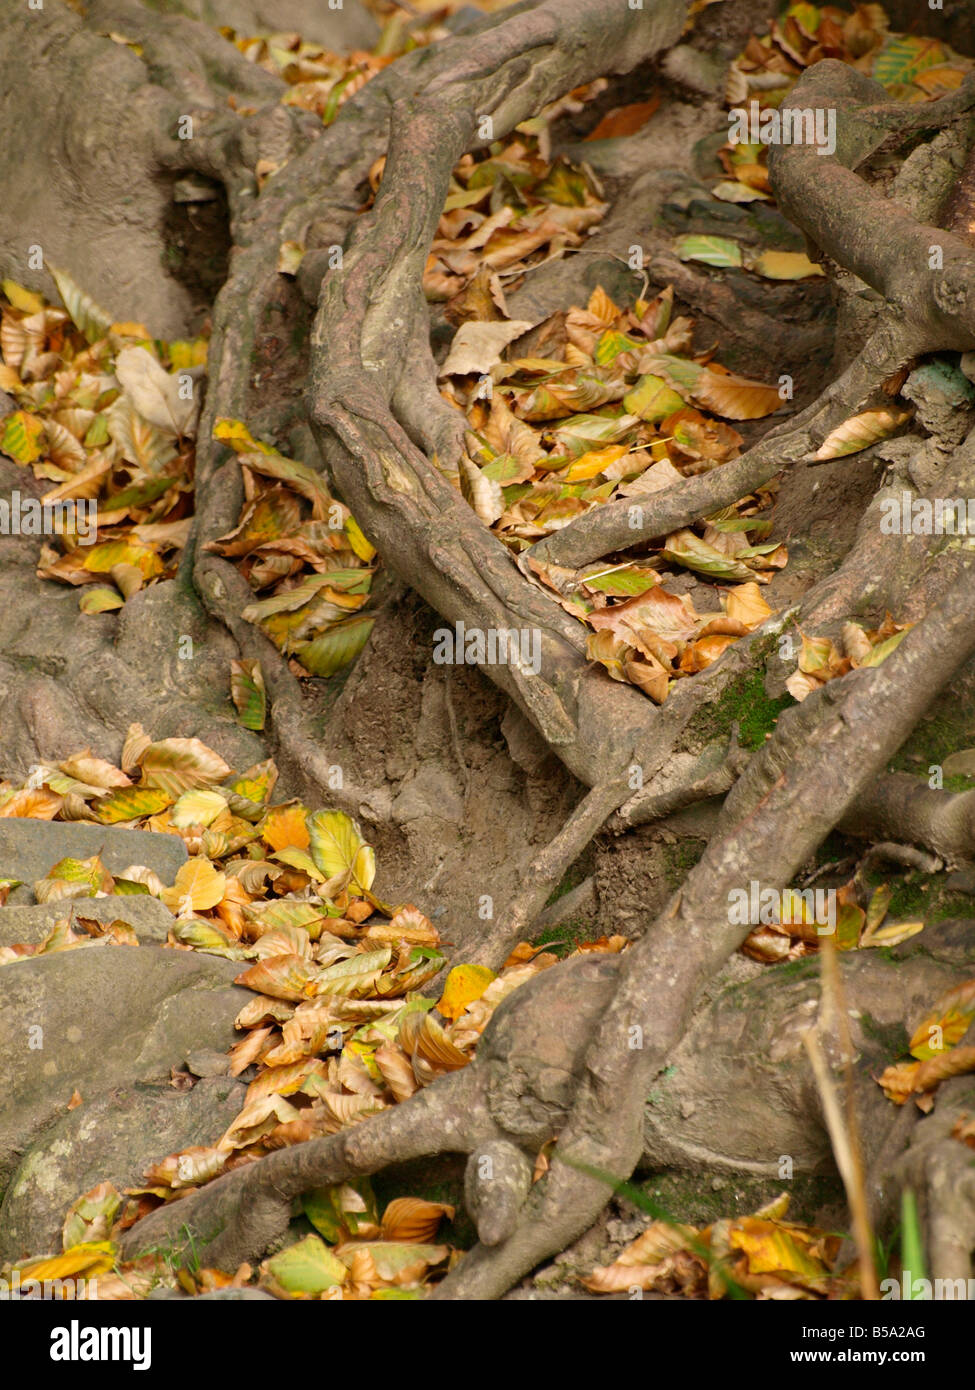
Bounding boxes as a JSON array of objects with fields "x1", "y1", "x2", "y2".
[
  {"x1": 117, "y1": 567, "x2": 975, "y2": 1291},
  {"x1": 839, "y1": 774, "x2": 975, "y2": 865},
  {"x1": 9, "y1": 0, "x2": 975, "y2": 1299}
]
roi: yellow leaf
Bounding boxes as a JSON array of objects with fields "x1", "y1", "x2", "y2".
[
  {"x1": 438, "y1": 963, "x2": 496, "y2": 1021},
  {"x1": 909, "y1": 978, "x2": 975, "y2": 1059},
  {"x1": 170, "y1": 788, "x2": 229, "y2": 829},
  {"x1": 729, "y1": 1217, "x2": 828, "y2": 1281},
  {"x1": 139, "y1": 737, "x2": 232, "y2": 795},
  {"x1": 161, "y1": 858, "x2": 226, "y2": 913},
  {"x1": 723, "y1": 581, "x2": 773, "y2": 631},
  {"x1": 812, "y1": 408, "x2": 912, "y2": 460},
  {"x1": 213, "y1": 416, "x2": 280, "y2": 456},
  {"x1": 1, "y1": 409, "x2": 45, "y2": 463},
  {"x1": 17, "y1": 1242, "x2": 116, "y2": 1283},
  {"x1": 79, "y1": 586, "x2": 124, "y2": 614},
  {"x1": 2, "y1": 280, "x2": 46, "y2": 314},
  {"x1": 262, "y1": 1235, "x2": 347, "y2": 1298},
  {"x1": 561, "y1": 444, "x2": 628, "y2": 481},
  {"x1": 261, "y1": 803, "x2": 311, "y2": 851},
  {"x1": 747, "y1": 250, "x2": 825, "y2": 280},
  {"x1": 344, "y1": 516, "x2": 376, "y2": 562},
  {"x1": 307, "y1": 810, "x2": 376, "y2": 893},
  {"x1": 91, "y1": 785, "x2": 173, "y2": 823}
]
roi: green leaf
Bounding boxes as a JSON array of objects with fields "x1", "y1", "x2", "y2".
[
  {"x1": 238, "y1": 450, "x2": 333, "y2": 521},
  {"x1": 230, "y1": 659, "x2": 267, "y2": 731},
  {"x1": 312, "y1": 949, "x2": 392, "y2": 998},
  {"x1": 673, "y1": 234, "x2": 743, "y2": 269},
  {"x1": 91, "y1": 786, "x2": 174, "y2": 823},
  {"x1": 79, "y1": 586, "x2": 124, "y2": 615},
  {"x1": 623, "y1": 374, "x2": 686, "y2": 422},
  {"x1": 862, "y1": 629, "x2": 909, "y2": 667},
  {"x1": 582, "y1": 566, "x2": 659, "y2": 597},
  {"x1": 1, "y1": 410, "x2": 45, "y2": 464},
  {"x1": 296, "y1": 615, "x2": 375, "y2": 677},
  {"x1": 661, "y1": 529, "x2": 757, "y2": 581},
  {"x1": 900, "y1": 1188, "x2": 929, "y2": 1298},
  {"x1": 105, "y1": 476, "x2": 178, "y2": 512},
  {"x1": 271, "y1": 847, "x2": 325, "y2": 881},
  {"x1": 263, "y1": 1235, "x2": 348, "y2": 1297},
  {"x1": 871, "y1": 35, "x2": 947, "y2": 92},
  {"x1": 594, "y1": 330, "x2": 642, "y2": 366}
]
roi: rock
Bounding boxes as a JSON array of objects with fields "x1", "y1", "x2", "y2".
[
  {"x1": 185, "y1": 1048, "x2": 231, "y2": 1078},
  {"x1": 0, "y1": 946, "x2": 246, "y2": 1197},
  {"x1": 193, "y1": 1288, "x2": 276, "y2": 1300},
  {"x1": 0, "y1": 896, "x2": 175, "y2": 947},
  {"x1": 0, "y1": 1077, "x2": 247, "y2": 1263},
  {"x1": 0, "y1": 819, "x2": 187, "y2": 904},
  {"x1": 641, "y1": 919, "x2": 975, "y2": 1177}
]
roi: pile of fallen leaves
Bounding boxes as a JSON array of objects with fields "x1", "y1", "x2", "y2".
[
  {"x1": 421, "y1": 131, "x2": 609, "y2": 304},
  {"x1": 877, "y1": 978, "x2": 975, "y2": 1111},
  {"x1": 0, "y1": 275, "x2": 380, "y2": 682},
  {"x1": 0, "y1": 273, "x2": 204, "y2": 611},
  {"x1": 783, "y1": 615, "x2": 912, "y2": 702},
  {"x1": 0, "y1": 730, "x2": 626, "y2": 1298},
  {"x1": 205, "y1": 418, "x2": 378, "y2": 679},
  {"x1": 671, "y1": 2, "x2": 975, "y2": 275},
  {"x1": 740, "y1": 877, "x2": 924, "y2": 964},
  {"x1": 583, "y1": 1193, "x2": 854, "y2": 1300},
  {"x1": 728, "y1": 2, "x2": 973, "y2": 113},
  {"x1": 223, "y1": 27, "x2": 399, "y2": 127},
  {"x1": 443, "y1": 280, "x2": 788, "y2": 701}
]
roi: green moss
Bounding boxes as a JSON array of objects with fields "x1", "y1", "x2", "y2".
[
  {"x1": 770, "y1": 956, "x2": 821, "y2": 983},
  {"x1": 533, "y1": 917, "x2": 596, "y2": 951},
  {"x1": 857, "y1": 1010, "x2": 910, "y2": 1058},
  {"x1": 690, "y1": 667, "x2": 793, "y2": 750},
  {"x1": 812, "y1": 830, "x2": 851, "y2": 869},
  {"x1": 663, "y1": 838, "x2": 706, "y2": 889},
  {"x1": 544, "y1": 860, "x2": 590, "y2": 907},
  {"x1": 633, "y1": 1171, "x2": 845, "y2": 1230},
  {"x1": 862, "y1": 867, "x2": 975, "y2": 923},
  {"x1": 889, "y1": 700, "x2": 975, "y2": 776}
]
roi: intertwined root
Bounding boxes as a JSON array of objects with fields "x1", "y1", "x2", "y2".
[{"x1": 8, "y1": 0, "x2": 975, "y2": 1296}]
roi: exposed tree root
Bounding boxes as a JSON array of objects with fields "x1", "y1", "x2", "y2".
[
  {"x1": 839, "y1": 774, "x2": 975, "y2": 865},
  {"x1": 8, "y1": 0, "x2": 975, "y2": 1298},
  {"x1": 120, "y1": 569, "x2": 975, "y2": 1290}
]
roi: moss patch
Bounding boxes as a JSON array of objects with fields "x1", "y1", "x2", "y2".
[
  {"x1": 857, "y1": 1009, "x2": 910, "y2": 1058},
  {"x1": 889, "y1": 694, "x2": 975, "y2": 778},
  {"x1": 533, "y1": 917, "x2": 598, "y2": 951},
  {"x1": 633, "y1": 1170, "x2": 845, "y2": 1231},
  {"x1": 544, "y1": 858, "x2": 591, "y2": 907},
  {"x1": 690, "y1": 667, "x2": 794, "y2": 750},
  {"x1": 662, "y1": 837, "x2": 706, "y2": 889},
  {"x1": 863, "y1": 867, "x2": 975, "y2": 923}
]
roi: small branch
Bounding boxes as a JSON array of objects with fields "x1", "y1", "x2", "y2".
[
  {"x1": 467, "y1": 778, "x2": 631, "y2": 970},
  {"x1": 803, "y1": 938, "x2": 879, "y2": 1301},
  {"x1": 527, "y1": 324, "x2": 919, "y2": 571}
]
